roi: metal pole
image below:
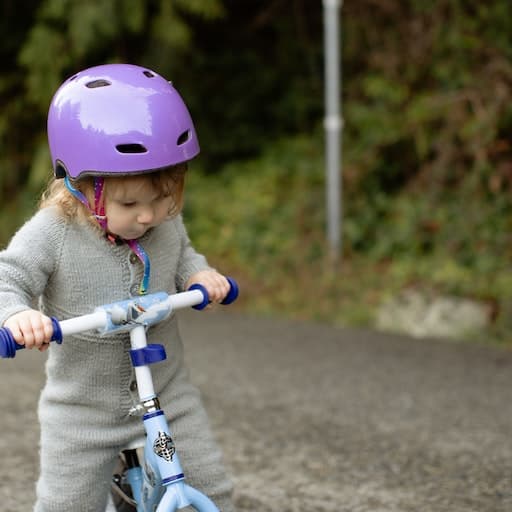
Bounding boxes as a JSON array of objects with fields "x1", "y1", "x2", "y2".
[{"x1": 323, "y1": 0, "x2": 342, "y2": 260}]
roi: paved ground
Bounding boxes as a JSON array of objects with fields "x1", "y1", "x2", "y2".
[{"x1": 1, "y1": 309, "x2": 511, "y2": 511}]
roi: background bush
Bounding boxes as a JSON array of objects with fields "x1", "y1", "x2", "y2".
[{"x1": 0, "y1": 0, "x2": 510, "y2": 343}]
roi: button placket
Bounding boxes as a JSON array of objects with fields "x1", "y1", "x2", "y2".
[{"x1": 127, "y1": 251, "x2": 143, "y2": 296}]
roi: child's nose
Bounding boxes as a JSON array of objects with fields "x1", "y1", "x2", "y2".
[{"x1": 137, "y1": 206, "x2": 155, "y2": 224}]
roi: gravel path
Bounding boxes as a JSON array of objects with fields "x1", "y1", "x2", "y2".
[{"x1": 1, "y1": 309, "x2": 511, "y2": 511}]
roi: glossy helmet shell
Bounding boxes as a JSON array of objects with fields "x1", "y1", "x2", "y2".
[{"x1": 47, "y1": 63, "x2": 200, "y2": 179}]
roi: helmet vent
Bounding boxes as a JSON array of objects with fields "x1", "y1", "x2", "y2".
[
  {"x1": 55, "y1": 161, "x2": 67, "y2": 178},
  {"x1": 86, "y1": 79, "x2": 111, "y2": 89},
  {"x1": 143, "y1": 71, "x2": 155, "y2": 78},
  {"x1": 116, "y1": 144, "x2": 148, "y2": 154},
  {"x1": 177, "y1": 130, "x2": 190, "y2": 146}
]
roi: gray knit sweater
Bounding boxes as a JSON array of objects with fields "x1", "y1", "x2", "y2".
[{"x1": 0, "y1": 207, "x2": 234, "y2": 512}]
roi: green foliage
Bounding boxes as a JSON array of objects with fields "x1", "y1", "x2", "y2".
[
  {"x1": 184, "y1": 132, "x2": 511, "y2": 344},
  {"x1": 0, "y1": 0, "x2": 510, "y2": 344},
  {"x1": 343, "y1": 0, "x2": 512, "y2": 197},
  {"x1": 1, "y1": 0, "x2": 227, "y2": 197},
  {"x1": 185, "y1": 134, "x2": 325, "y2": 272},
  {"x1": 17, "y1": 0, "x2": 225, "y2": 112}
]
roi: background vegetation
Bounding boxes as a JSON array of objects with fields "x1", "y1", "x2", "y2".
[{"x1": 0, "y1": 1, "x2": 510, "y2": 344}]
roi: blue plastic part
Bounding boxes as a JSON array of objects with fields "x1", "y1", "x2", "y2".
[
  {"x1": 221, "y1": 277, "x2": 239, "y2": 305},
  {"x1": 0, "y1": 328, "x2": 17, "y2": 358},
  {"x1": 51, "y1": 317, "x2": 63, "y2": 344},
  {"x1": 157, "y1": 483, "x2": 220, "y2": 511},
  {"x1": 183, "y1": 484, "x2": 220, "y2": 511},
  {"x1": 98, "y1": 291, "x2": 170, "y2": 335},
  {"x1": 162, "y1": 473, "x2": 185, "y2": 485},
  {"x1": 125, "y1": 466, "x2": 144, "y2": 507},
  {"x1": 129, "y1": 343, "x2": 167, "y2": 367},
  {"x1": 189, "y1": 283, "x2": 210, "y2": 310},
  {"x1": 143, "y1": 410, "x2": 164, "y2": 421},
  {"x1": 0, "y1": 316, "x2": 62, "y2": 358},
  {"x1": 189, "y1": 277, "x2": 239, "y2": 311}
]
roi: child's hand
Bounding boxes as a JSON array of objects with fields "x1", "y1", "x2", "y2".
[
  {"x1": 186, "y1": 270, "x2": 231, "y2": 305},
  {"x1": 3, "y1": 309, "x2": 54, "y2": 351}
]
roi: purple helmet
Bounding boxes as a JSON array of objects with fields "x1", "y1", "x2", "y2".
[{"x1": 47, "y1": 64, "x2": 200, "y2": 179}]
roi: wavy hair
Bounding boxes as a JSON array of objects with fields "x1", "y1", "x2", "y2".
[{"x1": 39, "y1": 164, "x2": 187, "y2": 229}]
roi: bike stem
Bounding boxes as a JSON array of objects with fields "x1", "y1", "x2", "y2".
[{"x1": 130, "y1": 324, "x2": 157, "y2": 402}]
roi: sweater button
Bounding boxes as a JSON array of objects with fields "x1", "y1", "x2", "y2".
[
  {"x1": 129, "y1": 253, "x2": 138, "y2": 264},
  {"x1": 130, "y1": 284, "x2": 140, "y2": 295}
]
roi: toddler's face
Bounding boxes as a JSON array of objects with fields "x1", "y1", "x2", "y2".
[{"x1": 104, "y1": 176, "x2": 173, "y2": 240}]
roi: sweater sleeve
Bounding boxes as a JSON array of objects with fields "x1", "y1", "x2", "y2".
[
  {"x1": 0, "y1": 208, "x2": 65, "y2": 325},
  {"x1": 173, "y1": 215, "x2": 212, "y2": 291}
]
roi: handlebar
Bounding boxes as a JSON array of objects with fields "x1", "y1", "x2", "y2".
[{"x1": 0, "y1": 277, "x2": 239, "y2": 359}]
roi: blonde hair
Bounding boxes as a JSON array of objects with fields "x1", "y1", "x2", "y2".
[{"x1": 39, "y1": 165, "x2": 187, "y2": 229}]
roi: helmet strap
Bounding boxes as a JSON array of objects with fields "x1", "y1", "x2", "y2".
[
  {"x1": 92, "y1": 177, "x2": 107, "y2": 230},
  {"x1": 64, "y1": 175, "x2": 107, "y2": 230},
  {"x1": 126, "y1": 239, "x2": 151, "y2": 295}
]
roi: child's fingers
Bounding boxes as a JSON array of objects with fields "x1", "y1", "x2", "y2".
[
  {"x1": 186, "y1": 271, "x2": 231, "y2": 303},
  {"x1": 17, "y1": 316, "x2": 37, "y2": 348},
  {"x1": 29, "y1": 314, "x2": 53, "y2": 347},
  {"x1": 10, "y1": 312, "x2": 53, "y2": 349},
  {"x1": 40, "y1": 315, "x2": 54, "y2": 341},
  {"x1": 207, "y1": 275, "x2": 230, "y2": 303}
]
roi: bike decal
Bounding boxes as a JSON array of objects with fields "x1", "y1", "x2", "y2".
[{"x1": 153, "y1": 431, "x2": 176, "y2": 462}]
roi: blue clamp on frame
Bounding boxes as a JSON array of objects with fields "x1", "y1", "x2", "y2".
[{"x1": 130, "y1": 344, "x2": 167, "y2": 367}]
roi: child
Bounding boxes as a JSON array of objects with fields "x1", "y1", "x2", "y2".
[{"x1": 0, "y1": 64, "x2": 235, "y2": 511}]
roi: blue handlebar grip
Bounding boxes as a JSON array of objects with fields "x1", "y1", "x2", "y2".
[
  {"x1": 221, "y1": 277, "x2": 239, "y2": 305},
  {"x1": 189, "y1": 283, "x2": 210, "y2": 310},
  {"x1": 189, "y1": 277, "x2": 239, "y2": 311},
  {"x1": 0, "y1": 317, "x2": 63, "y2": 359},
  {"x1": 0, "y1": 328, "x2": 20, "y2": 358}
]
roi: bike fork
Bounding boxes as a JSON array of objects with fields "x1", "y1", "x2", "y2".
[{"x1": 129, "y1": 325, "x2": 219, "y2": 511}]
